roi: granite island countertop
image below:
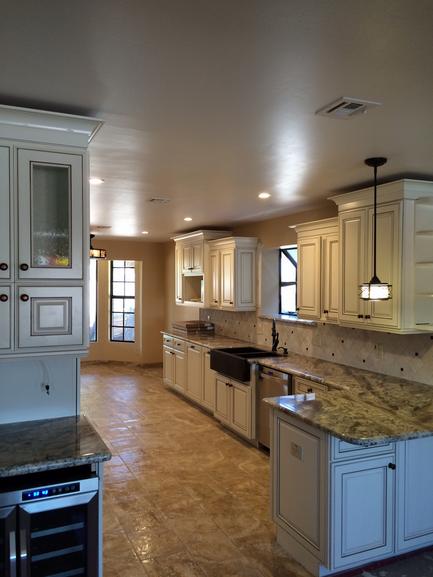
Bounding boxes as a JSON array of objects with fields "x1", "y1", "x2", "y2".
[
  {"x1": 260, "y1": 353, "x2": 433, "y2": 445},
  {"x1": 0, "y1": 415, "x2": 112, "y2": 478}
]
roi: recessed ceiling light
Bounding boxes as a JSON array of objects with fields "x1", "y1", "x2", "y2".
[
  {"x1": 89, "y1": 177, "x2": 104, "y2": 185},
  {"x1": 184, "y1": 217, "x2": 192, "y2": 222},
  {"x1": 141, "y1": 231, "x2": 149, "y2": 235},
  {"x1": 258, "y1": 192, "x2": 271, "y2": 199}
]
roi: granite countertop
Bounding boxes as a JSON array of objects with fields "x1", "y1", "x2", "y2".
[
  {"x1": 0, "y1": 415, "x2": 112, "y2": 478},
  {"x1": 260, "y1": 354, "x2": 433, "y2": 445},
  {"x1": 162, "y1": 330, "x2": 252, "y2": 349}
]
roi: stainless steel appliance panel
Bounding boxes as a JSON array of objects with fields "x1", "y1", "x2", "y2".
[{"x1": 257, "y1": 367, "x2": 291, "y2": 449}]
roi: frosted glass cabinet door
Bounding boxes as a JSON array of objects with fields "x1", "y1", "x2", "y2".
[
  {"x1": 17, "y1": 149, "x2": 83, "y2": 280},
  {"x1": 0, "y1": 146, "x2": 11, "y2": 280}
]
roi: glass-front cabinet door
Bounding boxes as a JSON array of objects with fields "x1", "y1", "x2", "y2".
[
  {"x1": 0, "y1": 506, "x2": 16, "y2": 577},
  {"x1": 17, "y1": 149, "x2": 83, "y2": 280},
  {"x1": 0, "y1": 146, "x2": 11, "y2": 280}
]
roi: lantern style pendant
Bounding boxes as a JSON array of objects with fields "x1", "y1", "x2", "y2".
[
  {"x1": 89, "y1": 234, "x2": 107, "y2": 259},
  {"x1": 359, "y1": 157, "x2": 392, "y2": 301}
]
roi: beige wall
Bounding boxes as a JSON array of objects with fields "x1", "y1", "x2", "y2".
[
  {"x1": 85, "y1": 239, "x2": 166, "y2": 364},
  {"x1": 232, "y1": 205, "x2": 337, "y2": 248}
]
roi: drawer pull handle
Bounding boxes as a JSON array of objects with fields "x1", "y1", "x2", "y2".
[
  {"x1": 20, "y1": 263, "x2": 29, "y2": 271},
  {"x1": 20, "y1": 294, "x2": 29, "y2": 302},
  {"x1": 307, "y1": 388, "x2": 313, "y2": 393},
  {"x1": 365, "y1": 314, "x2": 371, "y2": 319},
  {"x1": 229, "y1": 301, "x2": 233, "y2": 305},
  {"x1": 0, "y1": 294, "x2": 8, "y2": 302},
  {"x1": 0, "y1": 262, "x2": 8, "y2": 271},
  {"x1": 388, "y1": 463, "x2": 396, "y2": 470},
  {"x1": 323, "y1": 309, "x2": 328, "y2": 314},
  {"x1": 357, "y1": 314, "x2": 364, "y2": 319}
]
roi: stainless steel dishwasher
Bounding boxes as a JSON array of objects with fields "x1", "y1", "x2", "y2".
[{"x1": 257, "y1": 366, "x2": 292, "y2": 449}]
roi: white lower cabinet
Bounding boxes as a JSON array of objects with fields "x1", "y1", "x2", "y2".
[
  {"x1": 202, "y1": 350, "x2": 216, "y2": 411},
  {"x1": 214, "y1": 374, "x2": 253, "y2": 440},
  {"x1": 162, "y1": 345, "x2": 175, "y2": 386},
  {"x1": 271, "y1": 410, "x2": 432, "y2": 576},
  {"x1": 186, "y1": 344, "x2": 203, "y2": 402},
  {"x1": 174, "y1": 350, "x2": 186, "y2": 393},
  {"x1": 332, "y1": 455, "x2": 394, "y2": 569}
]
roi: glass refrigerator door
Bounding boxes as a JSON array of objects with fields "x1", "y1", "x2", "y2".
[
  {"x1": 0, "y1": 506, "x2": 16, "y2": 577},
  {"x1": 18, "y1": 492, "x2": 98, "y2": 577}
]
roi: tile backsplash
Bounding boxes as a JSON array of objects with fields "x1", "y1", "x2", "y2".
[{"x1": 200, "y1": 309, "x2": 433, "y2": 385}]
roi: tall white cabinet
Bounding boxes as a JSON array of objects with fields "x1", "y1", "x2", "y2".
[
  {"x1": 0, "y1": 105, "x2": 102, "y2": 423},
  {"x1": 331, "y1": 179, "x2": 433, "y2": 333}
]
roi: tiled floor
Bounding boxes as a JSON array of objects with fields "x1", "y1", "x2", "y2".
[{"x1": 81, "y1": 363, "x2": 433, "y2": 577}]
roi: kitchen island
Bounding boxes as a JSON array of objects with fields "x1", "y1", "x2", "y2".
[
  {"x1": 0, "y1": 415, "x2": 111, "y2": 576},
  {"x1": 264, "y1": 386, "x2": 433, "y2": 576}
]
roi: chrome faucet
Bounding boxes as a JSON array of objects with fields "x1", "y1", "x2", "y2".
[{"x1": 271, "y1": 319, "x2": 279, "y2": 352}]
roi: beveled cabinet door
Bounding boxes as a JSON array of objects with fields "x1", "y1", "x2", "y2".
[
  {"x1": 17, "y1": 148, "x2": 83, "y2": 280},
  {"x1": 0, "y1": 287, "x2": 11, "y2": 350},
  {"x1": 0, "y1": 146, "x2": 11, "y2": 280},
  {"x1": 18, "y1": 286, "x2": 83, "y2": 348}
]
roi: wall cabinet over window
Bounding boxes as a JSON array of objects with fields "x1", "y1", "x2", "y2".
[
  {"x1": 296, "y1": 218, "x2": 339, "y2": 322},
  {"x1": 331, "y1": 179, "x2": 433, "y2": 333},
  {"x1": 207, "y1": 237, "x2": 257, "y2": 311}
]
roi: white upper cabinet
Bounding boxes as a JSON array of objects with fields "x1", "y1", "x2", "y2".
[
  {"x1": 296, "y1": 218, "x2": 339, "y2": 322},
  {"x1": 207, "y1": 237, "x2": 257, "y2": 311},
  {"x1": 17, "y1": 149, "x2": 83, "y2": 280},
  {"x1": 173, "y1": 230, "x2": 229, "y2": 307},
  {"x1": 0, "y1": 287, "x2": 11, "y2": 350},
  {"x1": 0, "y1": 147, "x2": 11, "y2": 281}
]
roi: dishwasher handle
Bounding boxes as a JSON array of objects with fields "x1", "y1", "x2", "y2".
[{"x1": 258, "y1": 368, "x2": 290, "y2": 382}]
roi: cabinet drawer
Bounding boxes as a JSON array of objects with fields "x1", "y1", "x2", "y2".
[
  {"x1": 0, "y1": 286, "x2": 11, "y2": 350},
  {"x1": 294, "y1": 376, "x2": 328, "y2": 394},
  {"x1": 163, "y1": 334, "x2": 174, "y2": 347},
  {"x1": 331, "y1": 436, "x2": 394, "y2": 462},
  {"x1": 173, "y1": 338, "x2": 186, "y2": 352},
  {"x1": 18, "y1": 286, "x2": 83, "y2": 348}
]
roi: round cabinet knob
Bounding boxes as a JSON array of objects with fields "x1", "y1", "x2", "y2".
[
  {"x1": 20, "y1": 263, "x2": 29, "y2": 271},
  {"x1": 0, "y1": 263, "x2": 8, "y2": 271},
  {"x1": 20, "y1": 294, "x2": 30, "y2": 302},
  {"x1": 0, "y1": 294, "x2": 8, "y2": 302}
]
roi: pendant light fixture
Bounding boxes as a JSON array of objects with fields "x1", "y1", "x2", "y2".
[
  {"x1": 359, "y1": 157, "x2": 392, "y2": 301},
  {"x1": 89, "y1": 234, "x2": 107, "y2": 259}
]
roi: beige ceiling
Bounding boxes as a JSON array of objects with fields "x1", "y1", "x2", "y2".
[{"x1": 1, "y1": 0, "x2": 432, "y2": 241}]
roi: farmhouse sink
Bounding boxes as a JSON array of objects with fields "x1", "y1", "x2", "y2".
[{"x1": 210, "y1": 347, "x2": 280, "y2": 382}]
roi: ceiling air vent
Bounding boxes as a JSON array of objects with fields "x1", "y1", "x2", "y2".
[
  {"x1": 148, "y1": 197, "x2": 170, "y2": 204},
  {"x1": 316, "y1": 97, "x2": 382, "y2": 119}
]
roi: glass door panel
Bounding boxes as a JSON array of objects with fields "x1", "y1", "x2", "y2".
[
  {"x1": 0, "y1": 506, "x2": 16, "y2": 577},
  {"x1": 17, "y1": 149, "x2": 83, "y2": 280},
  {"x1": 31, "y1": 163, "x2": 71, "y2": 269},
  {"x1": 19, "y1": 492, "x2": 98, "y2": 577}
]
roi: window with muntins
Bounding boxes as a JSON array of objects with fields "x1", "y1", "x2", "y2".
[
  {"x1": 110, "y1": 260, "x2": 136, "y2": 342},
  {"x1": 279, "y1": 246, "x2": 297, "y2": 315}
]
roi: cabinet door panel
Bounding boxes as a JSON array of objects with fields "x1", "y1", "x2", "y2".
[
  {"x1": 367, "y1": 204, "x2": 400, "y2": 328},
  {"x1": 332, "y1": 456, "x2": 394, "y2": 569},
  {"x1": 0, "y1": 146, "x2": 11, "y2": 280},
  {"x1": 297, "y1": 237, "x2": 321, "y2": 319},
  {"x1": 396, "y1": 437, "x2": 433, "y2": 552},
  {"x1": 322, "y1": 234, "x2": 339, "y2": 321},
  {"x1": 17, "y1": 148, "x2": 83, "y2": 280},
  {"x1": 186, "y1": 345, "x2": 203, "y2": 402},
  {"x1": 192, "y1": 242, "x2": 203, "y2": 272},
  {"x1": 163, "y1": 346, "x2": 175, "y2": 387},
  {"x1": 203, "y1": 350, "x2": 216, "y2": 411},
  {"x1": 236, "y1": 250, "x2": 255, "y2": 308},
  {"x1": 174, "y1": 351, "x2": 186, "y2": 393},
  {"x1": 0, "y1": 287, "x2": 11, "y2": 351},
  {"x1": 182, "y1": 245, "x2": 192, "y2": 272},
  {"x1": 231, "y1": 381, "x2": 251, "y2": 438},
  {"x1": 339, "y1": 210, "x2": 366, "y2": 324},
  {"x1": 209, "y1": 250, "x2": 220, "y2": 306},
  {"x1": 214, "y1": 376, "x2": 230, "y2": 424},
  {"x1": 18, "y1": 286, "x2": 83, "y2": 348},
  {"x1": 175, "y1": 246, "x2": 183, "y2": 303},
  {"x1": 220, "y1": 250, "x2": 234, "y2": 307}
]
